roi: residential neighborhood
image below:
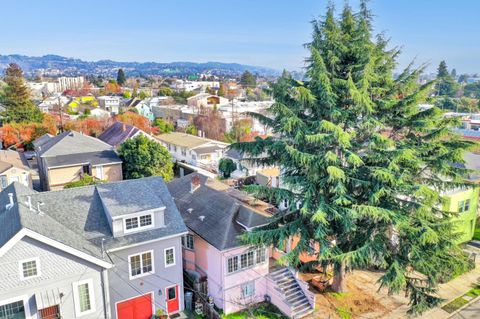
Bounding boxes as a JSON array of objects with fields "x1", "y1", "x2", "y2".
[{"x1": 2, "y1": 1, "x2": 480, "y2": 319}]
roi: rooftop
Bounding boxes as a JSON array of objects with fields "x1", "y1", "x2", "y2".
[
  {"x1": 98, "y1": 121, "x2": 143, "y2": 148},
  {"x1": 167, "y1": 174, "x2": 271, "y2": 251},
  {"x1": 0, "y1": 177, "x2": 187, "y2": 260},
  {"x1": 0, "y1": 150, "x2": 30, "y2": 174},
  {"x1": 156, "y1": 132, "x2": 227, "y2": 149}
]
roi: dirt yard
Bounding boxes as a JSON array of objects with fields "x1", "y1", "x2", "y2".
[{"x1": 301, "y1": 270, "x2": 410, "y2": 319}]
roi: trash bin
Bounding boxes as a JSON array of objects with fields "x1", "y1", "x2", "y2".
[{"x1": 185, "y1": 291, "x2": 193, "y2": 312}]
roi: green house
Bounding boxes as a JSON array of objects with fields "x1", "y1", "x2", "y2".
[
  {"x1": 444, "y1": 153, "x2": 480, "y2": 243},
  {"x1": 444, "y1": 186, "x2": 479, "y2": 243}
]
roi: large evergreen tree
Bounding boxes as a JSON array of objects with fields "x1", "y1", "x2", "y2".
[
  {"x1": 436, "y1": 61, "x2": 458, "y2": 97},
  {"x1": 233, "y1": 2, "x2": 475, "y2": 315},
  {"x1": 117, "y1": 68, "x2": 126, "y2": 86},
  {"x1": 240, "y1": 70, "x2": 256, "y2": 87},
  {"x1": 2, "y1": 63, "x2": 43, "y2": 123}
]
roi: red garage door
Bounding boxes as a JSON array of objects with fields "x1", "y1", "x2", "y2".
[{"x1": 117, "y1": 293, "x2": 153, "y2": 319}]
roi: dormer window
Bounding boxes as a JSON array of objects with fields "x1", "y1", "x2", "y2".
[{"x1": 124, "y1": 213, "x2": 154, "y2": 233}]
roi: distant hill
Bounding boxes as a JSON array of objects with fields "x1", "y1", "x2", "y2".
[{"x1": 0, "y1": 54, "x2": 280, "y2": 78}]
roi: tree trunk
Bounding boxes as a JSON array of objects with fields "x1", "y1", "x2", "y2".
[{"x1": 332, "y1": 261, "x2": 347, "y2": 293}]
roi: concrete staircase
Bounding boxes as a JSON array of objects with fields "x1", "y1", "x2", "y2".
[{"x1": 269, "y1": 267, "x2": 314, "y2": 318}]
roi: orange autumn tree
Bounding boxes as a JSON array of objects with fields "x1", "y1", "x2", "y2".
[
  {"x1": 0, "y1": 114, "x2": 58, "y2": 149},
  {"x1": 63, "y1": 118, "x2": 108, "y2": 137},
  {"x1": 115, "y1": 112, "x2": 152, "y2": 133}
]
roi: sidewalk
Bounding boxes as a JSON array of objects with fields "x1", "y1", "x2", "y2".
[{"x1": 419, "y1": 253, "x2": 480, "y2": 319}]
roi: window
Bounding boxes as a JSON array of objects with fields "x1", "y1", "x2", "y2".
[
  {"x1": 0, "y1": 175, "x2": 7, "y2": 189},
  {"x1": 242, "y1": 281, "x2": 255, "y2": 298},
  {"x1": 181, "y1": 148, "x2": 187, "y2": 156},
  {"x1": 19, "y1": 258, "x2": 40, "y2": 280},
  {"x1": 256, "y1": 248, "x2": 266, "y2": 264},
  {"x1": 182, "y1": 234, "x2": 194, "y2": 250},
  {"x1": 124, "y1": 214, "x2": 153, "y2": 232},
  {"x1": 139, "y1": 215, "x2": 152, "y2": 227},
  {"x1": 95, "y1": 165, "x2": 104, "y2": 180},
  {"x1": 164, "y1": 247, "x2": 175, "y2": 267},
  {"x1": 227, "y1": 248, "x2": 268, "y2": 274},
  {"x1": 73, "y1": 279, "x2": 95, "y2": 317},
  {"x1": 458, "y1": 199, "x2": 471, "y2": 213},
  {"x1": 192, "y1": 154, "x2": 197, "y2": 160},
  {"x1": 173, "y1": 145, "x2": 177, "y2": 152},
  {"x1": 0, "y1": 300, "x2": 25, "y2": 319},
  {"x1": 129, "y1": 251, "x2": 153, "y2": 279},
  {"x1": 227, "y1": 256, "x2": 238, "y2": 274}
]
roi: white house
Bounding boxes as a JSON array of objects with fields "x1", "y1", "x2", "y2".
[{"x1": 97, "y1": 96, "x2": 121, "y2": 115}]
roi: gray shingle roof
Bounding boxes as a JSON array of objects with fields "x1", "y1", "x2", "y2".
[
  {"x1": 98, "y1": 122, "x2": 141, "y2": 148},
  {"x1": 167, "y1": 174, "x2": 269, "y2": 251},
  {"x1": 97, "y1": 179, "x2": 166, "y2": 217},
  {"x1": 0, "y1": 177, "x2": 187, "y2": 260},
  {"x1": 194, "y1": 145, "x2": 224, "y2": 155},
  {"x1": 34, "y1": 131, "x2": 121, "y2": 168},
  {"x1": 36, "y1": 131, "x2": 114, "y2": 157},
  {"x1": 44, "y1": 150, "x2": 121, "y2": 168}
]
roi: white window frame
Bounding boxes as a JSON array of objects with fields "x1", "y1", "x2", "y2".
[
  {"x1": 182, "y1": 234, "x2": 194, "y2": 250},
  {"x1": 0, "y1": 295, "x2": 31, "y2": 318},
  {"x1": 72, "y1": 278, "x2": 96, "y2": 317},
  {"x1": 164, "y1": 247, "x2": 176, "y2": 268},
  {"x1": 95, "y1": 165, "x2": 104, "y2": 180},
  {"x1": 18, "y1": 257, "x2": 40, "y2": 280},
  {"x1": 226, "y1": 248, "x2": 268, "y2": 274},
  {"x1": 242, "y1": 281, "x2": 255, "y2": 298},
  {"x1": 128, "y1": 250, "x2": 155, "y2": 280},
  {"x1": 123, "y1": 213, "x2": 154, "y2": 233}
]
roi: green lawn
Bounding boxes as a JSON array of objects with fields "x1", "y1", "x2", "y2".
[
  {"x1": 221, "y1": 302, "x2": 288, "y2": 319},
  {"x1": 441, "y1": 284, "x2": 480, "y2": 313}
]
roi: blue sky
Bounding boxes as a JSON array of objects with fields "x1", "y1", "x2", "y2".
[{"x1": 2, "y1": 0, "x2": 480, "y2": 73}]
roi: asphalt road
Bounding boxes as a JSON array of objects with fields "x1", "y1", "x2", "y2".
[{"x1": 450, "y1": 297, "x2": 480, "y2": 319}]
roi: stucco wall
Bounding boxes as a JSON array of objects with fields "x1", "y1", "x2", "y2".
[
  {"x1": 0, "y1": 237, "x2": 106, "y2": 319},
  {"x1": 107, "y1": 235, "x2": 184, "y2": 317},
  {"x1": 0, "y1": 167, "x2": 32, "y2": 191},
  {"x1": 221, "y1": 246, "x2": 269, "y2": 314},
  {"x1": 444, "y1": 186, "x2": 479, "y2": 243},
  {"x1": 48, "y1": 163, "x2": 122, "y2": 190}
]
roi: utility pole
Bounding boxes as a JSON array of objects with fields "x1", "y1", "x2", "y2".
[{"x1": 58, "y1": 96, "x2": 64, "y2": 133}]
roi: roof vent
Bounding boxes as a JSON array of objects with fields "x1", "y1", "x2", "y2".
[
  {"x1": 199, "y1": 215, "x2": 205, "y2": 222},
  {"x1": 187, "y1": 208, "x2": 194, "y2": 214},
  {"x1": 25, "y1": 196, "x2": 33, "y2": 211},
  {"x1": 37, "y1": 201, "x2": 45, "y2": 216},
  {"x1": 5, "y1": 193, "x2": 14, "y2": 210}
]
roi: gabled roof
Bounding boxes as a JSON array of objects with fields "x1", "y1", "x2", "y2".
[
  {"x1": 98, "y1": 122, "x2": 142, "y2": 148},
  {"x1": 34, "y1": 131, "x2": 121, "y2": 168},
  {"x1": 0, "y1": 177, "x2": 187, "y2": 263},
  {"x1": 0, "y1": 150, "x2": 30, "y2": 174},
  {"x1": 35, "y1": 131, "x2": 114, "y2": 157},
  {"x1": 167, "y1": 174, "x2": 270, "y2": 251}
]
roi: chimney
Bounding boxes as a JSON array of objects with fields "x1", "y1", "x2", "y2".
[
  {"x1": 190, "y1": 175, "x2": 201, "y2": 193},
  {"x1": 5, "y1": 193, "x2": 14, "y2": 210},
  {"x1": 122, "y1": 123, "x2": 126, "y2": 132}
]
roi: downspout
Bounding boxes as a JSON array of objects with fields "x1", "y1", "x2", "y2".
[{"x1": 101, "y1": 268, "x2": 112, "y2": 319}]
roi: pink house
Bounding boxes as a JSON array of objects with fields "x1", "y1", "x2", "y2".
[{"x1": 168, "y1": 174, "x2": 315, "y2": 317}]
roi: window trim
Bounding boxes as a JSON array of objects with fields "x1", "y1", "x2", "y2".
[
  {"x1": 123, "y1": 213, "x2": 154, "y2": 234},
  {"x1": 182, "y1": 234, "x2": 195, "y2": 250},
  {"x1": 18, "y1": 257, "x2": 40, "y2": 280},
  {"x1": 242, "y1": 281, "x2": 255, "y2": 298},
  {"x1": 164, "y1": 247, "x2": 176, "y2": 268},
  {"x1": 226, "y1": 247, "x2": 268, "y2": 275},
  {"x1": 0, "y1": 295, "x2": 31, "y2": 318},
  {"x1": 72, "y1": 278, "x2": 96, "y2": 317},
  {"x1": 128, "y1": 250, "x2": 155, "y2": 280}
]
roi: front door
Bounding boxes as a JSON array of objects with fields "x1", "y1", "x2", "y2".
[{"x1": 165, "y1": 285, "x2": 179, "y2": 314}]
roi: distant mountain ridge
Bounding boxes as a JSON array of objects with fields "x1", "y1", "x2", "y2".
[{"x1": 0, "y1": 54, "x2": 280, "y2": 77}]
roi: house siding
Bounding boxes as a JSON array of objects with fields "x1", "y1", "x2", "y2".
[
  {"x1": 0, "y1": 167, "x2": 32, "y2": 191},
  {"x1": 107, "y1": 236, "x2": 184, "y2": 317},
  {"x1": 47, "y1": 163, "x2": 122, "y2": 190},
  {"x1": 444, "y1": 186, "x2": 479, "y2": 243},
  {"x1": 0, "y1": 237, "x2": 106, "y2": 319}
]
